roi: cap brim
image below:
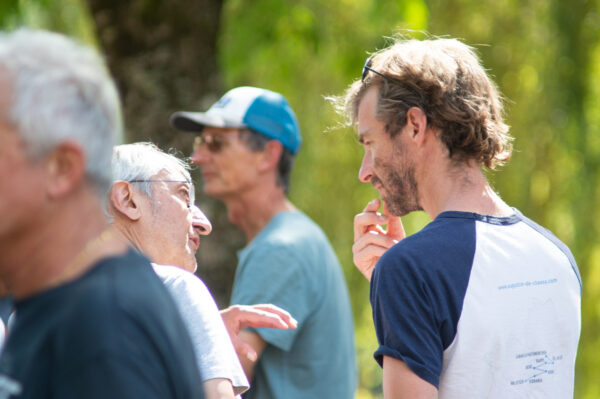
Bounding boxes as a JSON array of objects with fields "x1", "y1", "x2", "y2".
[{"x1": 170, "y1": 111, "x2": 246, "y2": 132}]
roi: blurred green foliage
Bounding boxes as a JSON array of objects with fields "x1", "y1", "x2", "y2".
[
  {"x1": 2, "y1": 0, "x2": 599, "y2": 397},
  {"x1": 2, "y1": 0, "x2": 96, "y2": 45}
]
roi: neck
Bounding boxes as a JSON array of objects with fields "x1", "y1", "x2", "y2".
[
  {"x1": 221, "y1": 185, "x2": 295, "y2": 243},
  {"x1": 113, "y1": 218, "x2": 145, "y2": 256},
  {"x1": 0, "y1": 193, "x2": 128, "y2": 300},
  {"x1": 420, "y1": 159, "x2": 513, "y2": 220}
]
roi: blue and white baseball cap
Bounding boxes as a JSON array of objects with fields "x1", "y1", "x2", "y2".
[{"x1": 171, "y1": 86, "x2": 301, "y2": 154}]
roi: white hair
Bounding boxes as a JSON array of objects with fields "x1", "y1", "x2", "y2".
[
  {"x1": 0, "y1": 28, "x2": 122, "y2": 195},
  {"x1": 111, "y1": 142, "x2": 192, "y2": 198},
  {"x1": 107, "y1": 142, "x2": 193, "y2": 222}
]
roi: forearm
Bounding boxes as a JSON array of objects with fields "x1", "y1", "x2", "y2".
[
  {"x1": 383, "y1": 356, "x2": 438, "y2": 399},
  {"x1": 237, "y1": 330, "x2": 267, "y2": 382}
]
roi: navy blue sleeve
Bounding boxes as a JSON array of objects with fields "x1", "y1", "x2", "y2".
[{"x1": 370, "y1": 216, "x2": 476, "y2": 388}]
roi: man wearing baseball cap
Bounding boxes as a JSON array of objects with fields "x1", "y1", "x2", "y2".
[{"x1": 171, "y1": 87, "x2": 357, "y2": 399}]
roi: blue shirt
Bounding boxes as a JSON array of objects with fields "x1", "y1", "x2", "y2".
[
  {"x1": 371, "y1": 210, "x2": 581, "y2": 398},
  {"x1": 231, "y1": 211, "x2": 357, "y2": 399}
]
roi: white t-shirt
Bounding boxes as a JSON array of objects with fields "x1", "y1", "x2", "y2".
[{"x1": 153, "y1": 264, "x2": 249, "y2": 395}]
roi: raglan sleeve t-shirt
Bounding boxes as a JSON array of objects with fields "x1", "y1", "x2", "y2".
[
  {"x1": 370, "y1": 214, "x2": 476, "y2": 388},
  {"x1": 370, "y1": 211, "x2": 581, "y2": 398}
]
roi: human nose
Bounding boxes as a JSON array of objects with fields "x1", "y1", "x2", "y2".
[
  {"x1": 358, "y1": 153, "x2": 373, "y2": 183},
  {"x1": 191, "y1": 205, "x2": 212, "y2": 235}
]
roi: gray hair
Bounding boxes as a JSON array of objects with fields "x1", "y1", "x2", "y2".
[
  {"x1": 107, "y1": 142, "x2": 193, "y2": 222},
  {"x1": 0, "y1": 28, "x2": 122, "y2": 194},
  {"x1": 111, "y1": 142, "x2": 192, "y2": 197}
]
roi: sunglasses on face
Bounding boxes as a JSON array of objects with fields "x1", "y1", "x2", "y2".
[
  {"x1": 361, "y1": 57, "x2": 403, "y2": 85},
  {"x1": 193, "y1": 134, "x2": 226, "y2": 153},
  {"x1": 193, "y1": 130, "x2": 248, "y2": 154}
]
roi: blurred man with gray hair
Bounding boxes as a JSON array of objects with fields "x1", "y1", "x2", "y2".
[{"x1": 0, "y1": 29, "x2": 204, "y2": 398}]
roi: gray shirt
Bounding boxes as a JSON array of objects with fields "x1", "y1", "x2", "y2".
[{"x1": 153, "y1": 264, "x2": 249, "y2": 395}]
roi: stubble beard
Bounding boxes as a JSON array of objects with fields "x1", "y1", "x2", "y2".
[{"x1": 372, "y1": 154, "x2": 422, "y2": 217}]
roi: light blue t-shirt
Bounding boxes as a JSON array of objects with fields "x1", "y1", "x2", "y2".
[{"x1": 231, "y1": 211, "x2": 357, "y2": 399}]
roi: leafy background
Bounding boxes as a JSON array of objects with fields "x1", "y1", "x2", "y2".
[{"x1": 3, "y1": 0, "x2": 599, "y2": 397}]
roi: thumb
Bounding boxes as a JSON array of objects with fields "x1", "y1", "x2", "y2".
[
  {"x1": 383, "y1": 202, "x2": 406, "y2": 242},
  {"x1": 234, "y1": 336, "x2": 258, "y2": 362}
]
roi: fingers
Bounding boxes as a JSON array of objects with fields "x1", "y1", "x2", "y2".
[
  {"x1": 352, "y1": 230, "x2": 398, "y2": 281},
  {"x1": 383, "y1": 202, "x2": 406, "y2": 242},
  {"x1": 247, "y1": 304, "x2": 297, "y2": 329},
  {"x1": 353, "y1": 230, "x2": 399, "y2": 252},
  {"x1": 220, "y1": 304, "x2": 297, "y2": 332},
  {"x1": 231, "y1": 335, "x2": 258, "y2": 362},
  {"x1": 354, "y1": 198, "x2": 387, "y2": 241},
  {"x1": 364, "y1": 198, "x2": 381, "y2": 213}
]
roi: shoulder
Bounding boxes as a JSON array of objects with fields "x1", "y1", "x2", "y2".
[
  {"x1": 63, "y1": 250, "x2": 186, "y2": 339},
  {"x1": 515, "y1": 211, "x2": 578, "y2": 265},
  {"x1": 240, "y1": 212, "x2": 339, "y2": 278},
  {"x1": 152, "y1": 264, "x2": 210, "y2": 292},
  {"x1": 377, "y1": 213, "x2": 477, "y2": 278},
  {"x1": 266, "y1": 211, "x2": 326, "y2": 240},
  {"x1": 152, "y1": 263, "x2": 215, "y2": 308},
  {"x1": 38, "y1": 252, "x2": 179, "y2": 354},
  {"x1": 509, "y1": 210, "x2": 581, "y2": 288},
  {"x1": 70, "y1": 250, "x2": 157, "y2": 310},
  {"x1": 249, "y1": 211, "x2": 333, "y2": 255},
  {"x1": 11, "y1": 251, "x2": 202, "y2": 396}
]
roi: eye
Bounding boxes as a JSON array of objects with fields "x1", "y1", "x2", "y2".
[{"x1": 179, "y1": 188, "x2": 191, "y2": 206}]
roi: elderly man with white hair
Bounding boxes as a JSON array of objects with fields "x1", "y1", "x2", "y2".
[{"x1": 107, "y1": 142, "x2": 296, "y2": 399}]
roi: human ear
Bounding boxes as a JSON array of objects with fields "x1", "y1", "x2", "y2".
[
  {"x1": 45, "y1": 141, "x2": 86, "y2": 199},
  {"x1": 405, "y1": 107, "x2": 429, "y2": 145},
  {"x1": 109, "y1": 181, "x2": 142, "y2": 221},
  {"x1": 258, "y1": 140, "x2": 283, "y2": 173}
]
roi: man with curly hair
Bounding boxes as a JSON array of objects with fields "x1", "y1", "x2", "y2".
[{"x1": 341, "y1": 37, "x2": 581, "y2": 398}]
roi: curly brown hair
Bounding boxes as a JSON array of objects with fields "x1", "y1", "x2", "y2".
[{"x1": 341, "y1": 37, "x2": 512, "y2": 169}]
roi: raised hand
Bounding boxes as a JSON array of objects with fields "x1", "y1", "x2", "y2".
[{"x1": 352, "y1": 199, "x2": 406, "y2": 281}]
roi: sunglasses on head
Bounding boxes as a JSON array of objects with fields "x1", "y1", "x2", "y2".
[{"x1": 361, "y1": 57, "x2": 403, "y2": 85}]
